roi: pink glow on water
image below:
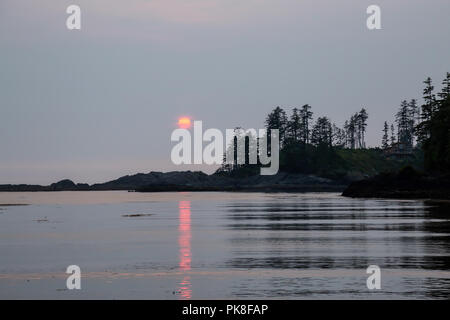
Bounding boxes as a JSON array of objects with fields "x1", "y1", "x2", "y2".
[{"x1": 178, "y1": 200, "x2": 192, "y2": 299}]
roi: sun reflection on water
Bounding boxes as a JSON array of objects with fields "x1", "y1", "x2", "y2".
[{"x1": 178, "y1": 200, "x2": 192, "y2": 299}]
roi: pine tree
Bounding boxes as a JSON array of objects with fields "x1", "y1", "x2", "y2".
[
  {"x1": 416, "y1": 77, "x2": 436, "y2": 144},
  {"x1": 265, "y1": 106, "x2": 288, "y2": 147},
  {"x1": 311, "y1": 117, "x2": 333, "y2": 147},
  {"x1": 390, "y1": 124, "x2": 396, "y2": 145},
  {"x1": 396, "y1": 100, "x2": 414, "y2": 150},
  {"x1": 423, "y1": 77, "x2": 436, "y2": 110},
  {"x1": 347, "y1": 114, "x2": 357, "y2": 149},
  {"x1": 438, "y1": 72, "x2": 450, "y2": 100},
  {"x1": 382, "y1": 121, "x2": 389, "y2": 149},
  {"x1": 357, "y1": 108, "x2": 368, "y2": 148},
  {"x1": 286, "y1": 108, "x2": 302, "y2": 143},
  {"x1": 299, "y1": 104, "x2": 313, "y2": 144}
]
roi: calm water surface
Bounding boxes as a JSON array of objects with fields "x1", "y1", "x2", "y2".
[{"x1": 0, "y1": 191, "x2": 449, "y2": 299}]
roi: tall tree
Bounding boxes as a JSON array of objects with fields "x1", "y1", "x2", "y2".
[
  {"x1": 390, "y1": 124, "x2": 396, "y2": 145},
  {"x1": 286, "y1": 108, "x2": 302, "y2": 143},
  {"x1": 396, "y1": 100, "x2": 414, "y2": 150},
  {"x1": 357, "y1": 108, "x2": 369, "y2": 148},
  {"x1": 416, "y1": 77, "x2": 436, "y2": 144},
  {"x1": 382, "y1": 121, "x2": 389, "y2": 149},
  {"x1": 299, "y1": 104, "x2": 313, "y2": 144},
  {"x1": 437, "y1": 72, "x2": 450, "y2": 100},
  {"x1": 345, "y1": 114, "x2": 357, "y2": 149},
  {"x1": 265, "y1": 106, "x2": 288, "y2": 147},
  {"x1": 311, "y1": 117, "x2": 333, "y2": 147}
]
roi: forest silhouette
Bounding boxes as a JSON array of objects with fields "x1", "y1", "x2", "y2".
[{"x1": 218, "y1": 72, "x2": 450, "y2": 181}]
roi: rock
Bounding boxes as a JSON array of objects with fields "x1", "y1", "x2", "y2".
[
  {"x1": 50, "y1": 179, "x2": 77, "y2": 191},
  {"x1": 342, "y1": 167, "x2": 450, "y2": 199}
]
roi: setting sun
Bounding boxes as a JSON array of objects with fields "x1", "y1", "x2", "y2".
[{"x1": 178, "y1": 117, "x2": 191, "y2": 129}]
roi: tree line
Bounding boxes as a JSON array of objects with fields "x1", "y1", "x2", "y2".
[
  {"x1": 382, "y1": 73, "x2": 450, "y2": 172},
  {"x1": 219, "y1": 72, "x2": 450, "y2": 176},
  {"x1": 265, "y1": 105, "x2": 369, "y2": 149},
  {"x1": 219, "y1": 104, "x2": 371, "y2": 176}
]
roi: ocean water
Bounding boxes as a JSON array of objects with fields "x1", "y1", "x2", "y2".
[{"x1": 0, "y1": 191, "x2": 449, "y2": 299}]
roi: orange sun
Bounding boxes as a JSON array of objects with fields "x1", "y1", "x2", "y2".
[{"x1": 178, "y1": 117, "x2": 191, "y2": 129}]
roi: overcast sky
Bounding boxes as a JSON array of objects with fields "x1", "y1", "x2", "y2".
[{"x1": 1, "y1": 0, "x2": 450, "y2": 184}]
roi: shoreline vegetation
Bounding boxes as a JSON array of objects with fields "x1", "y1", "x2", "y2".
[
  {"x1": 343, "y1": 73, "x2": 450, "y2": 200},
  {"x1": 1, "y1": 73, "x2": 448, "y2": 199}
]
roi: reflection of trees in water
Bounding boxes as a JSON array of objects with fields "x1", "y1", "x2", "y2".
[
  {"x1": 225, "y1": 199, "x2": 369, "y2": 270},
  {"x1": 224, "y1": 199, "x2": 450, "y2": 273},
  {"x1": 421, "y1": 203, "x2": 450, "y2": 299},
  {"x1": 423, "y1": 278, "x2": 450, "y2": 299},
  {"x1": 398, "y1": 203, "x2": 450, "y2": 272},
  {"x1": 223, "y1": 199, "x2": 450, "y2": 297}
]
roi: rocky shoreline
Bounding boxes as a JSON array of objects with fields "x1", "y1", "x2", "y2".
[
  {"x1": 4, "y1": 168, "x2": 448, "y2": 198},
  {"x1": 0, "y1": 171, "x2": 347, "y2": 193},
  {"x1": 342, "y1": 167, "x2": 450, "y2": 199}
]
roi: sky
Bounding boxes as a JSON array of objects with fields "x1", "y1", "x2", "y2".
[{"x1": 1, "y1": 0, "x2": 450, "y2": 184}]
